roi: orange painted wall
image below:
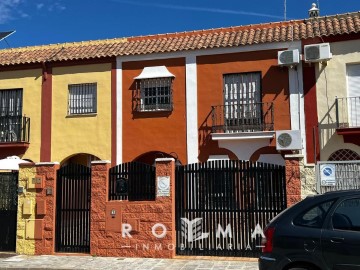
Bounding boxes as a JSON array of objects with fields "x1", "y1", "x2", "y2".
[
  {"x1": 197, "y1": 50, "x2": 291, "y2": 161},
  {"x1": 122, "y1": 58, "x2": 187, "y2": 164}
]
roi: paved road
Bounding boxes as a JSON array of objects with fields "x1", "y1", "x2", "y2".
[{"x1": 0, "y1": 254, "x2": 259, "y2": 270}]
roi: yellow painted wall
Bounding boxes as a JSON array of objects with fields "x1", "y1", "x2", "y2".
[
  {"x1": 51, "y1": 64, "x2": 112, "y2": 163},
  {"x1": 316, "y1": 39, "x2": 360, "y2": 160},
  {"x1": 16, "y1": 166, "x2": 37, "y2": 255},
  {"x1": 0, "y1": 69, "x2": 42, "y2": 162}
]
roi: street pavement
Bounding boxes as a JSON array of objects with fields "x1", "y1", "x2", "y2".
[{"x1": 0, "y1": 254, "x2": 259, "y2": 270}]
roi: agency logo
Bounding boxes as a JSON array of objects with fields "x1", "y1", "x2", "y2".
[{"x1": 181, "y1": 218, "x2": 209, "y2": 242}]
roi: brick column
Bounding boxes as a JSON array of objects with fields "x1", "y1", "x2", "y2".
[
  {"x1": 154, "y1": 158, "x2": 176, "y2": 258},
  {"x1": 35, "y1": 162, "x2": 60, "y2": 255},
  {"x1": 90, "y1": 160, "x2": 111, "y2": 256},
  {"x1": 285, "y1": 154, "x2": 302, "y2": 207}
]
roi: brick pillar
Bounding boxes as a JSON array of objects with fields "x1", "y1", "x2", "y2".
[
  {"x1": 35, "y1": 162, "x2": 60, "y2": 255},
  {"x1": 154, "y1": 158, "x2": 176, "y2": 258},
  {"x1": 285, "y1": 154, "x2": 302, "y2": 207},
  {"x1": 90, "y1": 160, "x2": 111, "y2": 256}
]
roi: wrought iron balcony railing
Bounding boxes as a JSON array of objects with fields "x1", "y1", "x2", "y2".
[
  {"x1": 336, "y1": 97, "x2": 360, "y2": 128},
  {"x1": 211, "y1": 102, "x2": 274, "y2": 133},
  {"x1": 0, "y1": 115, "x2": 30, "y2": 143}
]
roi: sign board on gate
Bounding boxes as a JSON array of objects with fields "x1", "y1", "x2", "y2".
[{"x1": 320, "y1": 164, "x2": 336, "y2": 186}]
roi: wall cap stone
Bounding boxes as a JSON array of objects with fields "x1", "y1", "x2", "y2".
[
  {"x1": 284, "y1": 154, "x2": 304, "y2": 159},
  {"x1": 91, "y1": 160, "x2": 111, "y2": 164},
  {"x1": 35, "y1": 162, "x2": 60, "y2": 166},
  {"x1": 155, "y1": 158, "x2": 175, "y2": 162},
  {"x1": 19, "y1": 162, "x2": 36, "y2": 167}
]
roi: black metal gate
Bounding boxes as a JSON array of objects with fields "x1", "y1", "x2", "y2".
[
  {"x1": 0, "y1": 172, "x2": 18, "y2": 252},
  {"x1": 56, "y1": 164, "x2": 91, "y2": 253},
  {"x1": 109, "y1": 162, "x2": 156, "y2": 201},
  {"x1": 175, "y1": 160, "x2": 286, "y2": 257}
]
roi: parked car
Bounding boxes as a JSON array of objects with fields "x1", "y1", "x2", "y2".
[{"x1": 259, "y1": 190, "x2": 360, "y2": 270}]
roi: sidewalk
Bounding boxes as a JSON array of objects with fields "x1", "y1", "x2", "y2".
[{"x1": 0, "y1": 254, "x2": 259, "y2": 270}]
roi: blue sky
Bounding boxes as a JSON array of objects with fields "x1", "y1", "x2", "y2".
[{"x1": 1, "y1": 0, "x2": 360, "y2": 48}]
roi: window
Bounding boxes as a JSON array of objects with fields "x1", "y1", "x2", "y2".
[
  {"x1": 346, "y1": 64, "x2": 360, "y2": 127},
  {"x1": 332, "y1": 198, "x2": 360, "y2": 231},
  {"x1": 68, "y1": 83, "x2": 97, "y2": 115},
  {"x1": 294, "y1": 200, "x2": 334, "y2": 228},
  {"x1": 0, "y1": 89, "x2": 23, "y2": 142},
  {"x1": 136, "y1": 78, "x2": 173, "y2": 112},
  {"x1": 0, "y1": 89, "x2": 22, "y2": 116},
  {"x1": 223, "y1": 72, "x2": 264, "y2": 132}
]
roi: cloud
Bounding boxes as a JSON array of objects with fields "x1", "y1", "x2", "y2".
[
  {"x1": 0, "y1": 0, "x2": 23, "y2": 24},
  {"x1": 48, "y1": 2, "x2": 66, "y2": 12},
  {"x1": 36, "y1": 3, "x2": 44, "y2": 10},
  {"x1": 111, "y1": 0, "x2": 284, "y2": 20}
]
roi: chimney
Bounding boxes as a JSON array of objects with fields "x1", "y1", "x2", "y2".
[{"x1": 309, "y1": 3, "x2": 320, "y2": 18}]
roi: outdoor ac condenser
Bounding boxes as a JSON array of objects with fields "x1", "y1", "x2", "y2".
[
  {"x1": 277, "y1": 49, "x2": 300, "y2": 66},
  {"x1": 304, "y1": 43, "x2": 332, "y2": 62},
  {"x1": 276, "y1": 130, "x2": 302, "y2": 150}
]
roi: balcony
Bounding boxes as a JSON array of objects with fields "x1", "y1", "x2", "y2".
[
  {"x1": 335, "y1": 96, "x2": 360, "y2": 144},
  {"x1": 0, "y1": 115, "x2": 30, "y2": 147},
  {"x1": 212, "y1": 102, "x2": 274, "y2": 132}
]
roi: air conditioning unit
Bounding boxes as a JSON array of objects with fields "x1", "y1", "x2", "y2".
[
  {"x1": 304, "y1": 43, "x2": 332, "y2": 62},
  {"x1": 278, "y1": 49, "x2": 300, "y2": 66},
  {"x1": 276, "y1": 130, "x2": 302, "y2": 150}
]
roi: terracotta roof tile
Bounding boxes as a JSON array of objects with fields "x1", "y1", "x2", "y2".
[{"x1": 1, "y1": 11, "x2": 360, "y2": 66}]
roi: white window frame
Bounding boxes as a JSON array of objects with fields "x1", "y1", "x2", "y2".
[
  {"x1": 68, "y1": 83, "x2": 97, "y2": 115},
  {"x1": 137, "y1": 78, "x2": 173, "y2": 112}
]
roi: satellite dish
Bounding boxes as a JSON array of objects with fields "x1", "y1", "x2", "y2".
[{"x1": 0, "y1": 30, "x2": 15, "y2": 42}]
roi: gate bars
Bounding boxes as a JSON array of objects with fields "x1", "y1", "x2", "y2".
[
  {"x1": 0, "y1": 172, "x2": 18, "y2": 252},
  {"x1": 175, "y1": 160, "x2": 286, "y2": 257},
  {"x1": 55, "y1": 164, "x2": 91, "y2": 253}
]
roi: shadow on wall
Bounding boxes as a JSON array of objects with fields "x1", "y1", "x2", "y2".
[
  {"x1": 198, "y1": 109, "x2": 238, "y2": 162},
  {"x1": 318, "y1": 100, "x2": 337, "y2": 151},
  {"x1": 133, "y1": 151, "x2": 181, "y2": 166},
  {"x1": 61, "y1": 153, "x2": 100, "y2": 167}
]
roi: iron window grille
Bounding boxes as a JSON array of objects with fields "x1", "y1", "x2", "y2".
[
  {"x1": 68, "y1": 83, "x2": 97, "y2": 115},
  {"x1": 135, "y1": 78, "x2": 173, "y2": 112}
]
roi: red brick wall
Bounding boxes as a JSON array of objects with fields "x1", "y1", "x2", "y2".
[
  {"x1": 35, "y1": 163, "x2": 59, "y2": 255},
  {"x1": 90, "y1": 159, "x2": 176, "y2": 258},
  {"x1": 285, "y1": 156, "x2": 302, "y2": 206}
]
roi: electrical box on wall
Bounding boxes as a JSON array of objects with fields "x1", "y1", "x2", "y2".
[
  {"x1": 25, "y1": 219, "x2": 43, "y2": 240},
  {"x1": 27, "y1": 176, "x2": 44, "y2": 189},
  {"x1": 36, "y1": 199, "x2": 46, "y2": 216},
  {"x1": 105, "y1": 203, "x2": 122, "y2": 233},
  {"x1": 23, "y1": 199, "x2": 32, "y2": 215}
]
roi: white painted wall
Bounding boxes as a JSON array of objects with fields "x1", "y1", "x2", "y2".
[{"x1": 316, "y1": 39, "x2": 360, "y2": 160}]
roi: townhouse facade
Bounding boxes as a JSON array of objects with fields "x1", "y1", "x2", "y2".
[{"x1": 0, "y1": 10, "x2": 359, "y2": 257}]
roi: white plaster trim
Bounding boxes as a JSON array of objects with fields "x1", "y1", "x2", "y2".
[
  {"x1": 211, "y1": 131, "x2": 275, "y2": 141},
  {"x1": 155, "y1": 158, "x2": 175, "y2": 162},
  {"x1": 35, "y1": 162, "x2": 60, "y2": 165},
  {"x1": 91, "y1": 160, "x2": 111, "y2": 164},
  {"x1": 287, "y1": 42, "x2": 306, "y2": 163},
  {"x1": 134, "y1": 66, "x2": 175, "y2": 79},
  {"x1": 208, "y1": 155, "x2": 230, "y2": 161},
  {"x1": 284, "y1": 154, "x2": 304, "y2": 158},
  {"x1": 218, "y1": 139, "x2": 271, "y2": 160},
  {"x1": 116, "y1": 59, "x2": 123, "y2": 164},
  {"x1": 186, "y1": 55, "x2": 198, "y2": 163}
]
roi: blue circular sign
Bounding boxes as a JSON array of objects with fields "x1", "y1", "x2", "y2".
[{"x1": 323, "y1": 167, "x2": 333, "y2": 176}]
